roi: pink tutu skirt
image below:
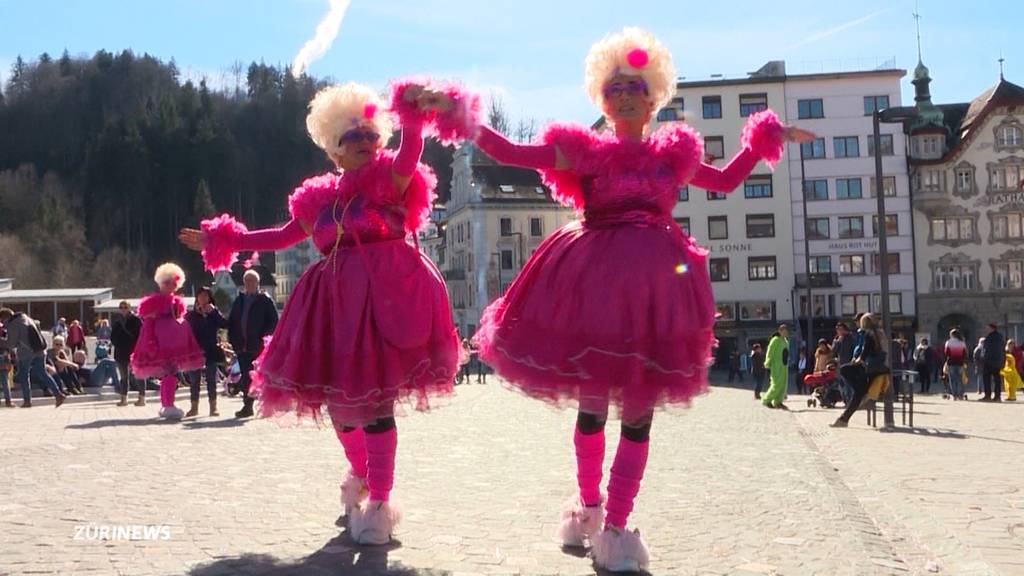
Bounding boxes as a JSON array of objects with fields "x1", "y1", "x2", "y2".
[
  {"x1": 474, "y1": 219, "x2": 715, "y2": 422},
  {"x1": 252, "y1": 239, "x2": 461, "y2": 427},
  {"x1": 130, "y1": 318, "x2": 205, "y2": 378}
]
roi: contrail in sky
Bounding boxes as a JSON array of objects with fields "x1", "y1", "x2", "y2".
[{"x1": 291, "y1": 0, "x2": 351, "y2": 77}]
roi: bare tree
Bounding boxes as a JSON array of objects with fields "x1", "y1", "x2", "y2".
[
  {"x1": 513, "y1": 117, "x2": 537, "y2": 143},
  {"x1": 486, "y1": 93, "x2": 511, "y2": 137}
]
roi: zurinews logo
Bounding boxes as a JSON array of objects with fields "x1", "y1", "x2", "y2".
[{"x1": 73, "y1": 524, "x2": 172, "y2": 541}]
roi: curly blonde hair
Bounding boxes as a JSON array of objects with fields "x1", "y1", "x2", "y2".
[
  {"x1": 153, "y1": 263, "x2": 186, "y2": 290},
  {"x1": 306, "y1": 83, "x2": 393, "y2": 157},
  {"x1": 584, "y1": 27, "x2": 675, "y2": 113}
]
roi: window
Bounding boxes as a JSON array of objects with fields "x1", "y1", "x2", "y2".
[
  {"x1": 923, "y1": 136, "x2": 941, "y2": 156},
  {"x1": 872, "y1": 293, "x2": 903, "y2": 314},
  {"x1": 809, "y1": 255, "x2": 831, "y2": 274},
  {"x1": 956, "y1": 167, "x2": 973, "y2": 192},
  {"x1": 717, "y1": 303, "x2": 737, "y2": 321},
  {"x1": 500, "y1": 217, "x2": 512, "y2": 236},
  {"x1": 990, "y1": 163, "x2": 1024, "y2": 190},
  {"x1": 746, "y1": 214, "x2": 775, "y2": 238},
  {"x1": 530, "y1": 217, "x2": 542, "y2": 237},
  {"x1": 800, "y1": 138, "x2": 826, "y2": 159},
  {"x1": 806, "y1": 217, "x2": 830, "y2": 240},
  {"x1": 804, "y1": 179, "x2": 828, "y2": 201},
  {"x1": 840, "y1": 255, "x2": 866, "y2": 275},
  {"x1": 838, "y1": 216, "x2": 864, "y2": 238},
  {"x1": 500, "y1": 250, "x2": 514, "y2": 270},
  {"x1": 457, "y1": 224, "x2": 464, "y2": 243},
  {"x1": 739, "y1": 93, "x2": 768, "y2": 117},
  {"x1": 864, "y1": 95, "x2": 890, "y2": 115},
  {"x1": 678, "y1": 187, "x2": 689, "y2": 201},
  {"x1": 710, "y1": 258, "x2": 730, "y2": 282},
  {"x1": 834, "y1": 136, "x2": 860, "y2": 158},
  {"x1": 707, "y1": 191, "x2": 728, "y2": 201},
  {"x1": 935, "y1": 265, "x2": 976, "y2": 292},
  {"x1": 872, "y1": 176, "x2": 897, "y2": 195},
  {"x1": 872, "y1": 214, "x2": 899, "y2": 237},
  {"x1": 932, "y1": 217, "x2": 974, "y2": 241},
  {"x1": 797, "y1": 98, "x2": 824, "y2": 119},
  {"x1": 704, "y1": 136, "x2": 725, "y2": 160},
  {"x1": 836, "y1": 178, "x2": 863, "y2": 199},
  {"x1": 867, "y1": 134, "x2": 894, "y2": 156},
  {"x1": 708, "y1": 216, "x2": 728, "y2": 239},
  {"x1": 997, "y1": 125, "x2": 1023, "y2": 148},
  {"x1": 841, "y1": 294, "x2": 872, "y2": 316},
  {"x1": 702, "y1": 95, "x2": 722, "y2": 119},
  {"x1": 994, "y1": 261, "x2": 1024, "y2": 290},
  {"x1": 872, "y1": 252, "x2": 901, "y2": 274},
  {"x1": 656, "y1": 108, "x2": 679, "y2": 122},
  {"x1": 675, "y1": 217, "x2": 691, "y2": 235},
  {"x1": 748, "y1": 256, "x2": 777, "y2": 281},
  {"x1": 739, "y1": 301, "x2": 775, "y2": 321},
  {"x1": 744, "y1": 175, "x2": 773, "y2": 198},
  {"x1": 993, "y1": 213, "x2": 1024, "y2": 240}
]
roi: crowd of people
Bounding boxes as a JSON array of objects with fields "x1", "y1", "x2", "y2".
[{"x1": 732, "y1": 317, "x2": 1023, "y2": 421}]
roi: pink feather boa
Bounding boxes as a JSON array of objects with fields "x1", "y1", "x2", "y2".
[
  {"x1": 389, "y1": 78, "x2": 481, "y2": 146},
  {"x1": 138, "y1": 292, "x2": 185, "y2": 319},
  {"x1": 200, "y1": 213, "x2": 251, "y2": 273},
  {"x1": 536, "y1": 122, "x2": 702, "y2": 211},
  {"x1": 740, "y1": 109, "x2": 786, "y2": 169},
  {"x1": 288, "y1": 150, "x2": 437, "y2": 235}
]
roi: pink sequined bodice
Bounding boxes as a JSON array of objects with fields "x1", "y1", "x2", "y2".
[{"x1": 310, "y1": 195, "x2": 406, "y2": 256}]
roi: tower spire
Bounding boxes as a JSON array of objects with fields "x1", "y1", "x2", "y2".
[
  {"x1": 913, "y1": 0, "x2": 923, "y2": 63},
  {"x1": 999, "y1": 51, "x2": 1005, "y2": 80}
]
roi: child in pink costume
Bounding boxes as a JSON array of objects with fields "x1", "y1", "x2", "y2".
[
  {"x1": 130, "y1": 263, "x2": 205, "y2": 421},
  {"x1": 458, "y1": 28, "x2": 814, "y2": 572},
  {"x1": 180, "y1": 80, "x2": 476, "y2": 545}
]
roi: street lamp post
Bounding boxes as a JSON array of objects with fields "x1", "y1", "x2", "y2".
[{"x1": 799, "y1": 145, "x2": 814, "y2": 362}]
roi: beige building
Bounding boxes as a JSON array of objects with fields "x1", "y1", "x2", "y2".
[
  {"x1": 903, "y1": 60, "x2": 1024, "y2": 343},
  {"x1": 656, "y1": 62, "x2": 795, "y2": 361},
  {"x1": 442, "y1": 144, "x2": 576, "y2": 337}
]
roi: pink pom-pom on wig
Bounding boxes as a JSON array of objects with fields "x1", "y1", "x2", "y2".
[
  {"x1": 388, "y1": 78, "x2": 482, "y2": 146},
  {"x1": 200, "y1": 213, "x2": 250, "y2": 273},
  {"x1": 626, "y1": 48, "x2": 649, "y2": 69},
  {"x1": 363, "y1": 103, "x2": 377, "y2": 120},
  {"x1": 740, "y1": 110, "x2": 786, "y2": 170}
]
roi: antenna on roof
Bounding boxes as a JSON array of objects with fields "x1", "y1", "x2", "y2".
[
  {"x1": 999, "y1": 51, "x2": 1005, "y2": 80},
  {"x1": 912, "y1": 0, "x2": 923, "y2": 63}
]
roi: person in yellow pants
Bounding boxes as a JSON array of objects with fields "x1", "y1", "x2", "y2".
[{"x1": 1001, "y1": 341, "x2": 1021, "y2": 402}]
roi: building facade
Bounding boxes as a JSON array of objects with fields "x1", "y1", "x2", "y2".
[
  {"x1": 784, "y1": 67, "x2": 915, "y2": 340},
  {"x1": 657, "y1": 64, "x2": 795, "y2": 361},
  {"x1": 905, "y1": 60, "x2": 1024, "y2": 344},
  {"x1": 442, "y1": 144, "x2": 576, "y2": 337}
]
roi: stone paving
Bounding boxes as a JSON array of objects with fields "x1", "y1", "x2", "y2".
[{"x1": 0, "y1": 379, "x2": 1021, "y2": 575}]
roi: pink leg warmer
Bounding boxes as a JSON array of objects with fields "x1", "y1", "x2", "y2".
[
  {"x1": 574, "y1": 428, "x2": 605, "y2": 507},
  {"x1": 365, "y1": 428, "x2": 397, "y2": 502},
  {"x1": 604, "y1": 437, "x2": 649, "y2": 529},
  {"x1": 159, "y1": 374, "x2": 177, "y2": 408},
  {"x1": 335, "y1": 427, "x2": 368, "y2": 479}
]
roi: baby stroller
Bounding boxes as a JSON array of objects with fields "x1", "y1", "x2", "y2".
[{"x1": 805, "y1": 364, "x2": 843, "y2": 408}]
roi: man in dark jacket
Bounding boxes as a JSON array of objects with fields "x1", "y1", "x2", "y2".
[
  {"x1": 110, "y1": 301, "x2": 145, "y2": 406},
  {"x1": 185, "y1": 286, "x2": 229, "y2": 417},
  {"x1": 750, "y1": 343, "x2": 766, "y2": 400},
  {"x1": 981, "y1": 323, "x2": 1006, "y2": 401},
  {"x1": 0, "y1": 308, "x2": 65, "y2": 407},
  {"x1": 228, "y1": 270, "x2": 279, "y2": 418}
]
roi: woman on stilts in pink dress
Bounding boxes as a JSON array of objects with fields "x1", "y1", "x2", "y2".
[
  {"x1": 179, "y1": 80, "x2": 474, "y2": 545},
  {"x1": 451, "y1": 28, "x2": 814, "y2": 571},
  {"x1": 130, "y1": 263, "x2": 206, "y2": 421}
]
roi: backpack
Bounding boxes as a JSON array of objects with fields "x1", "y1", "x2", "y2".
[{"x1": 26, "y1": 321, "x2": 47, "y2": 353}]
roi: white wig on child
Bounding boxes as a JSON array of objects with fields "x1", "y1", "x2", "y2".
[
  {"x1": 154, "y1": 263, "x2": 186, "y2": 290},
  {"x1": 306, "y1": 82, "x2": 393, "y2": 158},
  {"x1": 584, "y1": 27, "x2": 676, "y2": 113}
]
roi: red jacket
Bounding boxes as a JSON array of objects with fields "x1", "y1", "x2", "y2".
[{"x1": 66, "y1": 324, "x2": 85, "y2": 347}]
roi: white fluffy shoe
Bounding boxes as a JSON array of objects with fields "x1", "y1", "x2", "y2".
[
  {"x1": 591, "y1": 526, "x2": 650, "y2": 572},
  {"x1": 558, "y1": 496, "x2": 604, "y2": 547},
  {"x1": 159, "y1": 406, "x2": 184, "y2": 421},
  {"x1": 348, "y1": 500, "x2": 401, "y2": 545},
  {"x1": 339, "y1": 473, "x2": 368, "y2": 515}
]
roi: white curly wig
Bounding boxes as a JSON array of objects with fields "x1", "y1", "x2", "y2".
[
  {"x1": 306, "y1": 83, "x2": 393, "y2": 157},
  {"x1": 584, "y1": 27, "x2": 676, "y2": 113},
  {"x1": 154, "y1": 262, "x2": 186, "y2": 290}
]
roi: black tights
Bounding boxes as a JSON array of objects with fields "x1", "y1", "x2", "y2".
[
  {"x1": 341, "y1": 416, "x2": 396, "y2": 435},
  {"x1": 576, "y1": 411, "x2": 652, "y2": 442}
]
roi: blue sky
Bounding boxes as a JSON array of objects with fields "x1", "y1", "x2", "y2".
[{"x1": 0, "y1": 0, "x2": 1017, "y2": 125}]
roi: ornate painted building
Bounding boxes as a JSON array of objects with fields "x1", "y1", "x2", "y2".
[{"x1": 905, "y1": 59, "x2": 1024, "y2": 343}]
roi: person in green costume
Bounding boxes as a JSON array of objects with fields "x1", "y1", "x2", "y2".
[{"x1": 762, "y1": 324, "x2": 791, "y2": 409}]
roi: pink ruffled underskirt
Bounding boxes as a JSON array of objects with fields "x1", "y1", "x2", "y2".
[
  {"x1": 474, "y1": 219, "x2": 715, "y2": 423},
  {"x1": 249, "y1": 239, "x2": 462, "y2": 428}
]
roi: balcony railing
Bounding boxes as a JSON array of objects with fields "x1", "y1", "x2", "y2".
[{"x1": 794, "y1": 272, "x2": 842, "y2": 288}]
